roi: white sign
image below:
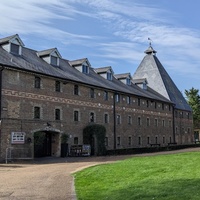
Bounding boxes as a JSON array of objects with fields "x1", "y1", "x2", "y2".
[{"x1": 11, "y1": 132, "x2": 25, "y2": 144}]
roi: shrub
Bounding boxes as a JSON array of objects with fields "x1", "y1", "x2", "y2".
[{"x1": 83, "y1": 124, "x2": 106, "y2": 156}]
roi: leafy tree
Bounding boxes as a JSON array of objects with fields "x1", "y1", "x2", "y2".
[{"x1": 185, "y1": 87, "x2": 200, "y2": 127}]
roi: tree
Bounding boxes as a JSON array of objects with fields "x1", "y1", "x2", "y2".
[{"x1": 185, "y1": 87, "x2": 200, "y2": 127}]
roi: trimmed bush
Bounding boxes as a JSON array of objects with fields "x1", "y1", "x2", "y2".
[{"x1": 83, "y1": 124, "x2": 106, "y2": 156}]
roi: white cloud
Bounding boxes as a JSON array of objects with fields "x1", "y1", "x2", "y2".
[{"x1": 1, "y1": 0, "x2": 200, "y2": 82}]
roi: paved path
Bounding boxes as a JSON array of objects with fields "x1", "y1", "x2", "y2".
[{"x1": 0, "y1": 147, "x2": 200, "y2": 200}]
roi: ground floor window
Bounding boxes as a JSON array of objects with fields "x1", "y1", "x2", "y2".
[
  {"x1": 138, "y1": 136, "x2": 141, "y2": 145},
  {"x1": 117, "y1": 137, "x2": 121, "y2": 146},
  {"x1": 128, "y1": 136, "x2": 131, "y2": 146},
  {"x1": 74, "y1": 137, "x2": 78, "y2": 144},
  {"x1": 147, "y1": 136, "x2": 150, "y2": 144}
]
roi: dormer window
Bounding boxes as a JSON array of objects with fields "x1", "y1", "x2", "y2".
[
  {"x1": 126, "y1": 78, "x2": 131, "y2": 85},
  {"x1": 95, "y1": 66, "x2": 114, "y2": 80},
  {"x1": 51, "y1": 56, "x2": 58, "y2": 66},
  {"x1": 115, "y1": 73, "x2": 132, "y2": 85},
  {"x1": 132, "y1": 78, "x2": 148, "y2": 90},
  {"x1": 107, "y1": 71, "x2": 112, "y2": 80},
  {"x1": 0, "y1": 34, "x2": 24, "y2": 56},
  {"x1": 10, "y1": 43, "x2": 20, "y2": 55},
  {"x1": 37, "y1": 48, "x2": 61, "y2": 67},
  {"x1": 82, "y1": 65, "x2": 89, "y2": 74},
  {"x1": 69, "y1": 58, "x2": 91, "y2": 74}
]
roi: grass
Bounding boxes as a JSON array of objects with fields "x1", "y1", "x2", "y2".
[{"x1": 74, "y1": 152, "x2": 200, "y2": 200}]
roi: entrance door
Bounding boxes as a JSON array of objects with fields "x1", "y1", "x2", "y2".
[{"x1": 34, "y1": 132, "x2": 52, "y2": 157}]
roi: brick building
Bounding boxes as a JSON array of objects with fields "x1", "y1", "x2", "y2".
[{"x1": 0, "y1": 34, "x2": 193, "y2": 161}]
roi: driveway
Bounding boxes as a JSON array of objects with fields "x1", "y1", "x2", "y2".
[{"x1": 0, "y1": 147, "x2": 200, "y2": 200}]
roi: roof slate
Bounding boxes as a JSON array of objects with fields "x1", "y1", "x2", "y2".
[
  {"x1": 0, "y1": 45, "x2": 170, "y2": 103},
  {"x1": 0, "y1": 34, "x2": 189, "y2": 107},
  {"x1": 37, "y1": 48, "x2": 60, "y2": 57},
  {"x1": 132, "y1": 53, "x2": 191, "y2": 111},
  {"x1": 115, "y1": 73, "x2": 131, "y2": 79}
]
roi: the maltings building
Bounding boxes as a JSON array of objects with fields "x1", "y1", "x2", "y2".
[{"x1": 0, "y1": 34, "x2": 193, "y2": 161}]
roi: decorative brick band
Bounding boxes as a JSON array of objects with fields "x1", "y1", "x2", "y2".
[{"x1": 3, "y1": 89, "x2": 172, "y2": 117}]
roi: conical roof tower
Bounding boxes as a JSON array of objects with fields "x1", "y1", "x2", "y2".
[{"x1": 132, "y1": 44, "x2": 191, "y2": 111}]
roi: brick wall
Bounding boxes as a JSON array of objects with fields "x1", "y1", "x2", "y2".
[{"x1": 0, "y1": 68, "x2": 193, "y2": 160}]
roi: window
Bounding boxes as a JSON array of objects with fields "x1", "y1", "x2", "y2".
[
  {"x1": 10, "y1": 43, "x2": 19, "y2": 54},
  {"x1": 155, "y1": 137, "x2": 158, "y2": 144},
  {"x1": 138, "y1": 98, "x2": 141, "y2": 106},
  {"x1": 104, "y1": 91, "x2": 108, "y2": 100},
  {"x1": 169, "y1": 120, "x2": 172, "y2": 127},
  {"x1": 104, "y1": 113, "x2": 109, "y2": 123},
  {"x1": 128, "y1": 137, "x2": 132, "y2": 146},
  {"x1": 187, "y1": 112, "x2": 190, "y2": 119},
  {"x1": 162, "y1": 103, "x2": 164, "y2": 110},
  {"x1": 117, "y1": 137, "x2": 121, "y2": 146},
  {"x1": 147, "y1": 118, "x2": 150, "y2": 126},
  {"x1": 138, "y1": 137, "x2": 141, "y2": 145},
  {"x1": 170, "y1": 136, "x2": 172, "y2": 143},
  {"x1": 155, "y1": 102, "x2": 157, "y2": 109},
  {"x1": 128, "y1": 116, "x2": 132, "y2": 124},
  {"x1": 169, "y1": 105, "x2": 171, "y2": 111},
  {"x1": 187, "y1": 128, "x2": 190, "y2": 134},
  {"x1": 55, "y1": 109, "x2": 61, "y2": 120},
  {"x1": 82, "y1": 65, "x2": 89, "y2": 73},
  {"x1": 162, "y1": 120, "x2": 165, "y2": 127},
  {"x1": 155, "y1": 118, "x2": 158, "y2": 126},
  {"x1": 74, "y1": 85, "x2": 79, "y2": 95},
  {"x1": 138, "y1": 117, "x2": 141, "y2": 126},
  {"x1": 74, "y1": 137, "x2": 78, "y2": 144},
  {"x1": 90, "y1": 88, "x2": 95, "y2": 98},
  {"x1": 51, "y1": 56, "x2": 58, "y2": 66},
  {"x1": 146, "y1": 100, "x2": 149, "y2": 107},
  {"x1": 117, "y1": 115, "x2": 121, "y2": 124},
  {"x1": 147, "y1": 137, "x2": 150, "y2": 144},
  {"x1": 163, "y1": 136, "x2": 165, "y2": 144},
  {"x1": 115, "y1": 93, "x2": 120, "y2": 103},
  {"x1": 107, "y1": 71, "x2": 112, "y2": 80},
  {"x1": 55, "y1": 81, "x2": 61, "y2": 92},
  {"x1": 34, "y1": 106, "x2": 40, "y2": 119},
  {"x1": 126, "y1": 78, "x2": 131, "y2": 85},
  {"x1": 11, "y1": 132, "x2": 25, "y2": 144},
  {"x1": 74, "y1": 110, "x2": 79, "y2": 121},
  {"x1": 34, "y1": 76, "x2": 41, "y2": 89},
  {"x1": 90, "y1": 112, "x2": 95, "y2": 122},
  {"x1": 127, "y1": 96, "x2": 131, "y2": 104}
]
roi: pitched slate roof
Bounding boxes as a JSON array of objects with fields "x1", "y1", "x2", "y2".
[
  {"x1": 0, "y1": 34, "x2": 24, "y2": 46},
  {"x1": 132, "y1": 46, "x2": 191, "y2": 111},
  {"x1": 0, "y1": 34, "x2": 179, "y2": 105},
  {"x1": 95, "y1": 66, "x2": 112, "y2": 74},
  {"x1": 37, "y1": 48, "x2": 61, "y2": 58},
  {"x1": 68, "y1": 58, "x2": 90, "y2": 67},
  {"x1": 132, "y1": 78, "x2": 147, "y2": 84},
  {"x1": 114, "y1": 73, "x2": 131, "y2": 80}
]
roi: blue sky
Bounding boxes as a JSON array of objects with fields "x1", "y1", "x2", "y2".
[{"x1": 1, "y1": 0, "x2": 200, "y2": 95}]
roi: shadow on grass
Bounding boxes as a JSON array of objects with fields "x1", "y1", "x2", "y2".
[
  {"x1": 78, "y1": 178, "x2": 200, "y2": 200},
  {"x1": 0, "y1": 165, "x2": 24, "y2": 168}
]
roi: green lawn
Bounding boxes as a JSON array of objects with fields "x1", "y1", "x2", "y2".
[{"x1": 74, "y1": 152, "x2": 200, "y2": 200}]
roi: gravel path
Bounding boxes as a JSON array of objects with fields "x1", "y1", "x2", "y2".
[{"x1": 0, "y1": 147, "x2": 200, "y2": 200}]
